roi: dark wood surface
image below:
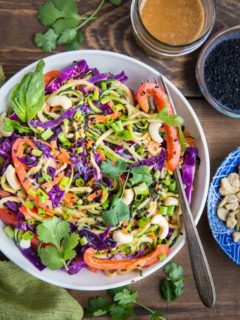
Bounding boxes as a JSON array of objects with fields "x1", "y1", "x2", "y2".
[{"x1": 0, "y1": 0, "x2": 240, "y2": 319}]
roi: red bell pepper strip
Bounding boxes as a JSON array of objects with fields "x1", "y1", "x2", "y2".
[
  {"x1": 44, "y1": 70, "x2": 60, "y2": 86},
  {"x1": 0, "y1": 208, "x2": 18, "y2": 226},
  {"x1": 83, "y1": 244, "x2": 169, "y2": 270},
  {"x1": 136, "y1": 83, "x2": 181, "y2": 171},
  {"x1": 11, "y1": 138, "x2": 54, "y2": 213}
]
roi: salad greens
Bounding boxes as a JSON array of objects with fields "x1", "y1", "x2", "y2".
[
  {"x1": 34, "y1": 0, "x2": 123, "y2": 52},
  {"x1": 9, "y1": 60, "x2": 45, "y2": 123}
]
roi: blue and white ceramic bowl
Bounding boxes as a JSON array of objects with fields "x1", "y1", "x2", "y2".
[{"x1": 208, "y1": 147, "x2": 240, "y2": 265}]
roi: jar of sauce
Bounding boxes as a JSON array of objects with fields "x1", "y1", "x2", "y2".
[{"x1": 131, "y1": 0, "x2": 216, "y2": 57}]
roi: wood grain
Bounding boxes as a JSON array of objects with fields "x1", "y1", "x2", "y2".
[
  {"x1": 0, "y1": 0, "x2": 240, "y2": 97},
  {"x1": 0, "y1": 1, "x2": 240, "y2": 319}
]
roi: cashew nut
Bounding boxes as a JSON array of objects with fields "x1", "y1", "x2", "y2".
[
  {"x1": 151, "y1": 214, "x2": 169, "y2": 239},
  {"x1": 5, "y1": 165, "x2": 21, "y2": 191},
  {"x1": 226, "y1": 212, "x2": 237, "y2": 229},
  {"x1": 113, "y1": 231, "x2": 133, "y2": 244},
  {"x1": 232, "y1": 231, "x2": 240, "y2": 243},
  {"x1": 0, "y1": 112, "x2": 12, "y2": 137},
  {"x1": 19, "y1": 239, "x2": 31, "y2": 249},
  {"x1": 227, "y1": 173, "x2": 239, "y2": 190},
  {"x1": 225, "y1": 202, "x2": 239, "y2": 211},
  {"x1": 164, "y1": 197, "x2": 179, "y2": 206},
  {"x1": 47, "y1": 95, "x2": 72, "y2": 110},
  {"x1": 219, "y1": 178, "x2": 237, "y2": 195},
  {"x1": 121, "y1": 188, "x2": 134, "y2": 206},
  {"x1": 217, "y1": 207, "x2": 229, "y2": 221},
  {"x1": 148, "y1": 122, "x2": 163, "y2": 144}
]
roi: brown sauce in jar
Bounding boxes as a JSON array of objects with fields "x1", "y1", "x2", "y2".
[{"x1": 140, "y1": 0, "x2": 205, "y2": 46}]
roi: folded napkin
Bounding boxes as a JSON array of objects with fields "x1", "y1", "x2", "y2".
[{"x1": 0, "y1": 261, "x2": 83, "y2": 320}]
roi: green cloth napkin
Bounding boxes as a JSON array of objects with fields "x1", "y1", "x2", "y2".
[{"x1": 0, "y1": 261, "x2": 84, "y2": 320}]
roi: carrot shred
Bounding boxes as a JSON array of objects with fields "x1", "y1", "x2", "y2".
[{"x1": 44, "y1": 70, "x2": 60, "y2": 86}]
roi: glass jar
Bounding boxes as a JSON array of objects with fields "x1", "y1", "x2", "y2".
[{"x1": 130, "y1": 0, "x2": 216, "y2": 57}]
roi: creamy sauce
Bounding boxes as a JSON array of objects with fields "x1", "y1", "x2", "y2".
[{"x1": 140, "y1": 0, "x2": 205, "y2": 46}]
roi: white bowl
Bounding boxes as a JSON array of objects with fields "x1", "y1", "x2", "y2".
[{"x1": 0, "y1": 50, "x2": 210, "y2": 290}]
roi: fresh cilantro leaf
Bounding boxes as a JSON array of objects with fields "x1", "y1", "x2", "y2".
[
  {"x1": 9, "y1": 60, "x2": 45, "y2": 123},
  {"x1": 38, "y1": 245, "x2": 64, "y2": 270},
  {"x1": 103, "y1": 196, "x2": 130, "y2": 226},
  {"x1": 35, "y1": 29, "x2": 58, "y2": 52},
  {"x1": 38, "y1": 0, "x2": 80, "y2": 28},
  {"x1": 130, "y1": 166, "x2": 153, "y2": 186},
  {"x1": 37, "y1": 216, "x2": 69, "y2": 250},
  {"x1": 85, "y1": 296, "x2": 110, "y2": 317},
  {"x1": 3, "y1": 118, "x2": 32, "y2": 134},
  {"x1": 150, "y1": 311, "x2": 166, "y2": 320},
  {"x1": 109, "y1": 304, "x2": 135, "y2": 320},
  {"x1": 160, "y1": 278, "x2": 177, "y2": 301},
  {"x1": 109, "y1": 0, "x2": 123, "y2": 5},
  {"x1": 64, "y1": 31, "x2": 84, "y2": 51},
  {"x1": 113, "y1": 288, "x2": 138, "y2": 305},
  {"x1": 108, "y1": 286, "x2": 129, "y2": 298},
  {"x1": 52, "y1": 17, "x2": 80, "y2": 35},
  {"x1": 62, "y1": 232, "x2": 80, "y2": 261},
  {"x1": 101, "y1": 159, "x2": 127, "y2": 178},
  {"x1": 57, "y1": 28, "x2": 77, "y2": 44},
  {"x1": 163, "y1": 262, "x2": 184, "y2": 280},
  {"x1": 157, "y1": 106, "x2": 184, "y2": 127},
  {"x1": 0, "y1": 65, "x2": 5, "y2": 87},
  {"x1": 37, "y1": 217, "x2": 79, "y2": 270}
]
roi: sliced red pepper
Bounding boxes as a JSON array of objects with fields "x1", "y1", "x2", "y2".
[
  {"x1": 136, "y1": 83, "x2": 181, "y2": 171},
  {"x1": 12, "y1": 138, "x2": 54, "y2": 213},
  {"x1": 31, "y1": 234, "x2": 39, "y2": 248},
  {"x1": 0, "y1": 208, "x2": 18, "y2": 226},
  {"x1": 83, "y1": 244, "x2": 169, "y2": 270},
  {"x1": 44, "y1": 70, "x2": 60, "y2": 86}
]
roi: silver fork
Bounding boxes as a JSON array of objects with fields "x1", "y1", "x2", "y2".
[{"x1": 146, "y1": 75, "x2": 216, "y2": 308}]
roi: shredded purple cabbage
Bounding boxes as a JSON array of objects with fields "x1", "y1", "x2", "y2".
[
  {"x1": 18, "y1": 156, "x2": 38, "y2": 167},
  {"x1": 19, "y1": 247, "x2": 46, "y2": 271},
  {"x1": 5, "y1": 201, "x2": 20, "y2": 213},
  {"x1": 29, "y1": 109, "x2": 76, "y2": 129},
  {"x1": 45, "y1": 60, "x2": 89, "y2": 94},
  {"x1": 34, "y1": 141, "x2": 51, "y2": 157},
  {"x1": 131, "y1": 148, "x2": 166, "y2": 171},
  {"x1": 48, "y1": 185, "x2": 64, "y2": 208},
  {"x1": 67, "y1": 259, "x2": 87, "y2": 275},
  {"x1": 88, "y1": 73, "x2": 109, "y2": 84},
  {"x1": 47, "y1": 166, "x2": 56, "y2": 180},
  {"x1": 181, "y1": 147, "x2": 198, "y2": 203},
  {"x1": 110, "y1": 71, "x2": 128, "y2": 82},
  {"x1": 79, "y1": 228, "x2": 116, "y2": 251}
]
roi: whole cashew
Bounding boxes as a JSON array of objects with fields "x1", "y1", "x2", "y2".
[
  {"x1": 122, "y1": 188, "x2": 134, "y2": 206},
  {"x1": 47, "y1": 95, "x2": 72, "y2": 110},
  {"x1": 148, "y1": 122, "x2": 163, "y2": 143},
  {"x1": 151, "y1": 214, "x2": 169, "y2": 239},
  {"x1": 5, "y1": 165, "x2": 21, "y2": 191},
  {"x1": 113, "y1": 231, "x2": 133, "y2": 244}
]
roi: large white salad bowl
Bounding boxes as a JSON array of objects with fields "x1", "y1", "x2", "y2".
[{"x1": 0, "y1": 50, "x2": 210, "y2": 290}]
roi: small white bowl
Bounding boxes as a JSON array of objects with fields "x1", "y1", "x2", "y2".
[{"x1": 0, "y1": 50, "x2": 210, "y2": 290}]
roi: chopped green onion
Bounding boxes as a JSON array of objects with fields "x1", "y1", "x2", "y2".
[
  {"x1": 169, "y1": 180, "x2": 177, "y2": 192},
  {"x1": 158, "y1": 253, "x2": 167, "y2": 261},
  {"x1": 95, "y1": 123, "x2": 106, "y2": 130},
  {"x1": 42, "y1": 172, "x2": 52, "y2": 182},
  {"x1": 38, "y1": 208, "x2": 45, "y2": 215},
  {"x1": 4, "y1": 226, "x2": 14, "y2": 238},
  {"x1": 76, "y1": 147, "x2": 83, "y2": 154},
  {"x1": 28, "y1": 188, "x2": 36, "y2": 197},
  {"x1": 93, "y1": 89, "x2": 99, "y2": 101},
  {"x1": 166, "y1": 205, "x2": 175, "y2": 216},
  {"x1": 36, "y1": 189, "x2": 49, "y2": 203},
  {"x1": 136, "y1": 146, "x2": 144, "y2": 156},
  {"x1": 32, "y1": 149, "x2": 42, "y2": 156},
  {"x1": 25, "y1": 199, "x2": 34, "y2": 209},
  {"x1": 113, "y1": 103, "x2": 124, "y2": 111},
  {"x1": 74, "y1": 109, "x2": 82, "y2": 121},
  {"x1": 154, "y1": 170, "x2": 161, "y2": 180},
  {"x1": 101, "y1": 199, "x2": 109, "y2": 210},
  {"x1": 80, "y1": 236, "x2": 88, "y2": 246},
  {"x1": 75, "y1": 177, "x2": 84, "y2": 187},
  {"x1": 110, "y1": 120, "x2": 124, "y2": 133},
  {"x1": 138, "y1": 217, "x2": 149, "y2": 228},
  {"x1": 134, "y1": 182, "x2": 149, "y2": 196},
  {"x1": 22, "y1": 231, "x2": 34, "y2": 241},
  {"x1": 76, "y1": 199, "x2": 83, "y2": 206},
  {"x1": 59, "y1": 176, "x2": 70, "y2": 190},
  {"x1": 118, "y1": 130, "x2": 132, "y2": 140},
  {"x1": 159, "y1": 205, "x2": 168, "y2": 215},
  {"x1": 101, "y1": 82, "x2": 107, "y2": 91},
  {"x1": 41, "y1": 128, "x2": 54, "y2": 140}
]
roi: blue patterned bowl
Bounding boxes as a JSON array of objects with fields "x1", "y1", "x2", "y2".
[{"x1": 207, "y1": 147, "x2": 240, "y2": 265}]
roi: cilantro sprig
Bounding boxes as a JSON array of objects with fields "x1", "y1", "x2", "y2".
[
  {"x1": 157, "y1": 106, "x2": 184, "y2": 127},
  {"x1": 160, "y1": 262, "x2": 185, "y2": 301},
  {"x1": 34, "y1": 0, "x2": 123, "y2": 52},
  {"x1": 36, "y1": 217, "x2": 79, "y2": 270},
  {"x1": 85, "y1": 286, "x2": 165, "y2": 320}
]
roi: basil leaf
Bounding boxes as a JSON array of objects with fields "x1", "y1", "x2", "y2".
[
  {"x1": 3, "y1": 118, "x2": 32, "y2": 134},
  {"x1": 9, "y1": 60, "x2": 45, "y2": 123}
]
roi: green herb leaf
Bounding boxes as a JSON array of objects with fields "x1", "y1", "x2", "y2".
[
  {"x1": 108, "y1": 286, "x2": 129, "y2": 298},
  {"x1": 3, "y1": 118, "x2": 32, "y2": 134},
  {"x1": 35, "y1": 29, "x2": 58, "y2": 52},
  {"x1": 9, "y1": 60, "x2": 45, "y2": 123},
  {"x1": 103, "y1": 196, "x2": 130, "y2": 226},
  {"x1": 113, "y1": 288, "x2": 138, "y2": 305},
  {"x1": 130, "y1": 166, "x2": 153, "y2": 186},
  {"x1": 157, "y1": 106, "x2": 184, "y2": 127},
  {"x1": 160, "y1": 279, "x2": 177, "y2": 301},
  {"x1": 37, "y1": 217, "x2": 79, "y2": 270},
  {"x1": 64, "y1": 31, "x2": 84, "y2": 51},
  {"x1": 57, "y1": 28, "x2": 77, "y2": 44},
  {"x1": 0, "y1": 65, "x2": 5, "y2": 87},
  {"x1": 101, "y1": 159, "x2": 127, "y2": 178},
  {"x1": 163, "y1": 262, "x2": 184, "y2": 280},
  {"x1": 109, "y1": 304, "x2": 135, "y2": 320},
  {"x1": 85, "y1": 296, "x2": 110, "y2": 317}
]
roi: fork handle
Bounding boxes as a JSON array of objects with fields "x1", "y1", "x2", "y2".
[{"x1": 174, "y1": 169, "x2": 216, "y2": 308}]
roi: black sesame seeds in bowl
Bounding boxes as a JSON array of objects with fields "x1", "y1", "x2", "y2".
[{"x1": 196, "y1": 26, "x2": 240, "y2": 118}]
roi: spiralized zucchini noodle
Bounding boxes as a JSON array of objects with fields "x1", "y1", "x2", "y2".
[{"x1": 0, "y1": 60, "x2": 198, "y2": 274}]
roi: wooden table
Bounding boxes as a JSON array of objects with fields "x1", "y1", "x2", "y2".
[{"x1": 0, "y1": 0, "x2": 239, "y2": 319}]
